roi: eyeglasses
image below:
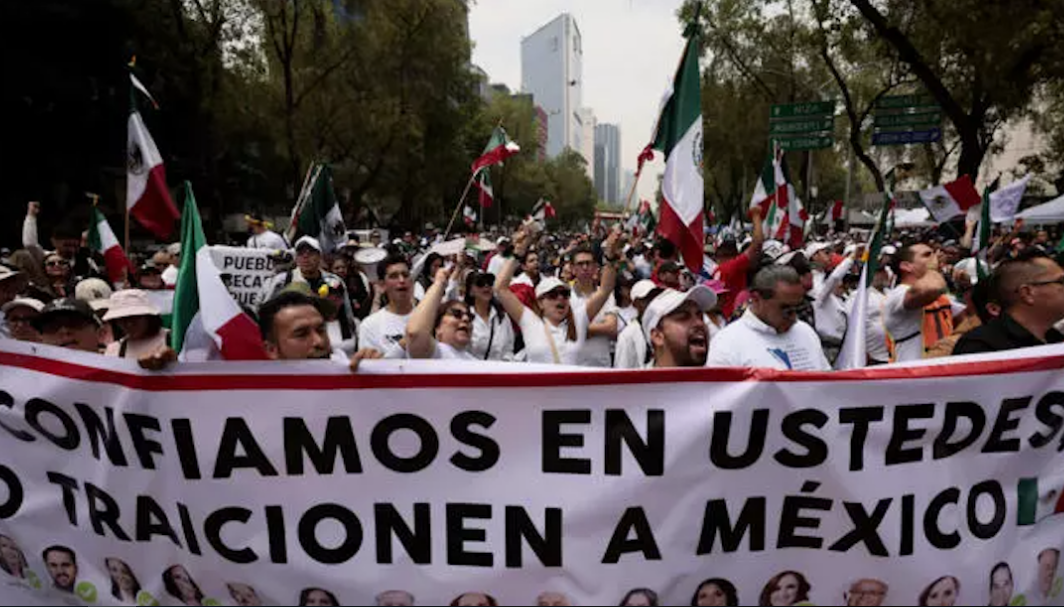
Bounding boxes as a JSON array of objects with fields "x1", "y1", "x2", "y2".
[
  {"x1": 1025, "y1": 276, "x2": 1064, "y2": 289},
  {"x1": 45, "y1": 259, "x2": 69, "y2": 268},
  {"x1": 542, "y1": 290, "x2": 570, "y2": 300},
  {"x1": 446, "y1": 308, "x2": 474, "y2": 321},
  {"x1": 474, "y1": 275, "x2": 495, "y2": 288}
]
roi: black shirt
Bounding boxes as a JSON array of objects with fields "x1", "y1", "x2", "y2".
[{"x1": 952, "y1": 313, "x2": 1064, "y2": 356}]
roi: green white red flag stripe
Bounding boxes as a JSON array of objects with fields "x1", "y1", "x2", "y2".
[
  {"x1": 171, "y1": 183, "x2": 267, "y2": 362},
  {"x1": 471, "y1": 127, "x2": 520, "y2": 174},
  {"x1": 649, "y1": 21, "x2": 703, "y2": 272},
  {"x1": 87, "y1": 207, "x2": 131, "y2": 285},
  {"x1": 918, "y1": 175, "x2": 981, "y2": 223},
  {"x1": 127, "y1": 75, "x2": 178, "y2": 239}
]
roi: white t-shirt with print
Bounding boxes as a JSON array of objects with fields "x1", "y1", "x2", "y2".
[
  {"x1": 614, "y1": 319, "x2": 647, "y2": 369},
  {"x1": 517, "y1": 305, "x2": 590, "y2": 365},
  {"x1": 358, "y1": 309, "x2": 411, "y2": 359},
  {"x1": 706, "y1": 309, "x2": 830, "y2": 371},
  {"x1": 884, "y1": 284, "x2": 923, "y2": 362}
]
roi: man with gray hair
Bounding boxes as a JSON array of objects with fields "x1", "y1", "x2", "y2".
[{"x1": 706, "y1": 265, "x2": 830, "y2": 370}]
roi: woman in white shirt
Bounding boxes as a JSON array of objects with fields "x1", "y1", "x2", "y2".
[
  {"x1": 496, "y1": 227, "x2": 621, "y2": 365},
  {"x1": 405, "y1": 265, "x2": 476, "y2": 360},
  {"x1": 465, "y1": 270, "x2": 515, "y2": 360}
]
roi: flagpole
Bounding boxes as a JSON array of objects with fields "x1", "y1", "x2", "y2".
[{"x1": 443, "y1": 173, "x2": 478, "y2": 241}]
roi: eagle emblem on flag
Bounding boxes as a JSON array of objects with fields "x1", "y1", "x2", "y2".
[{"x1": 128, "y1": 142, "x2": 146, "y2": 175}]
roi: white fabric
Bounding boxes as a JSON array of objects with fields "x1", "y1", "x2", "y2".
[
  {"x1": 570, "y1": 288, "x2": 616, "y2": 368},
  {"x1": 617, "y1": 304, "x2": 637, "y2": 328},
  {"x1": 1017, "y1": 193, "x2": 1064, "y2": 223},
  {"x1": 613, "y1": 320, "x2": 647, "y2": 369},
  {"x1": 161, "y1": 264, "x2": 178, "y2": 287},
  {"x1": 431, "y1": 342, "x2": 477, "y2": 360},
  {"x1": 989, "y1": 174, "x2": 1030, "y2": 222},
  {"x1": 126, "y1": 110, "x2": 164, "y2": 209},
  {"x1": 487, "y1": 254, "x2": 511, "y2": 277},
  {"x1": 469, "y1": 306, "x2": 515, "y2": 361},
  {"x1": 706, "y1": 309, "x2": 830, "y2": 371},
  {"x1": 246, "y1": 230, "x2": 288, "y2": 250},
  {"x1": 662, "y1": 121, "x2": 703, "y2": 224},
  {"x1": 516, "y1": 305, "x2": 589, "y2": 365},
  {"x1": 864, "y1": 287, "x2": 890, "y2": 363},
  {"x1": 884, "y1": 284, "x2": 923, "y2": 362},
  {"x1": 812, "y1": 257, "x2": 853, "y2": 342},
  {"x1": 358, "y1": 309, "x2": 411, "y2": 359}
]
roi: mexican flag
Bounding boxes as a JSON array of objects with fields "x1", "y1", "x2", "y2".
[
  {"x1": 463, "y1": 205, "x2": 477, "y2": 227},
  {"x1": 827, "y1": 199, "x2": 844, "y2": 225},
  {"x1": 531, "y1": 198, "x2": 556, "y2": 222},
  {"x1": 649, "y1": 19, "x2": 704, "y2": 272},
  {"x1": 918, "y1": 175, "x2": 981, "y2": 223},
  {"x1": 750, "y1": 151, "x2": 788, "y2": 242},
  {"x1": 472, "y1": 126, "x2": 520, "y2": 174},
  {"x1": 296, "y1": 163, "x2": 347, "y2": 253},
  {"x1": 474, "y1": 169, "x2": 495, "y2": 208},
  {"x1": 1017, "y1": 476, "x2": 1064, "y2": 526},
  {"x1": 87, "y1": 207, "x2": 131, "y2": 285},
  {"x1": 171, "y1": 183, "x2": 267, "y2": 362},
  {"x1": 778, "y1": 154, "x2": 807, "y2": 249},
  {"x1": 836, "y1": 191, "x2": 893, "y2": 370},
  {"x1": 989, "y1": 173, "x2": 1030, "y2": 222},
  {"x1": 126, "y1": 74, "x2": 179, "y2": 239}
]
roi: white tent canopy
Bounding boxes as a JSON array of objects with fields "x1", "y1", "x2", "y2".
[
  {"x1": 1016, "y1": 194, "x2": 1064, "y2": 223},
  {"x1": 892, "y1": 207, "x2": 934, "y2": 228}
]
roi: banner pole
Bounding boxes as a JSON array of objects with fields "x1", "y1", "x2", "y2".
[{"x1": 444, "y1": 173, "x2": 478, "y2": 241}]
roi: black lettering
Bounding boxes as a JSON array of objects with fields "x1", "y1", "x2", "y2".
[
  {"x1": 124, "y1": 413, "x2": 164, "y2": 470},
  {"x1": 900, "y1": 494, "x2": 915, "y2": 556},
  {"x1": 923, "y1": 487, "x2": 961, "y2": 549},
  {"x1": 696, "y1": 497, "x2": 766, "y2": 554},
  {"x1": 374, "y1": 503, "x2": 431, "y2": 565},
  {"x1": 542, "y1": 410, "x2": 591, "y2": 474},
  {"x1": 709, "y1": 409, "x2": 769, "y2": 470},
  {"x1": 0, "y1": 391, "x2": 34, "y2": 442},
  {"x1": 505, "y1": 506, "x2": 562, "y2": 568},
  {"x1": 298, "y1": 504, "x2": 363, "y2": 564},
  {"x1": 839, "y1": 407, "x2": 885, "y2": 471},
  {"x1": 933, "y1": 402, "x2": 986, "y2": 460},
  {"x1": 446, "y1": 503, "x2": 492, "y2": 567},
  {"x1": 46, "y1": 471, "x2": 78, "y2": 526},
  {"x1": 25, "y1": 398, "x2": 78, "y2": 450},
  {"x1": 967, "y1": 480, "x2": 1006, "y2": 539},
  {"x1": 265, "y1": 506, "x2": 287, "y2": 564},
  {"x1": 828, "y1": 499, "x2": 891, "y2": 556},
  {"x1": 86, "y1": 483, "x2": 131, "y2": 541},
  {"x1": 178, "y1": 502, "x2": 202, "y2": 555},
  {"x1": 450, "y1": 411, "x2": 499, "y2": 472},
  {"x1": 74, "y1": 403, "x2": 128, "y2": 466},
  {"x1": 135, "y1": 495, "x2": 181, "y2": 547},
  {"x1": 0, "y1": 465, "x2": 23, "y2": 518},
  {"x1": 371, "y1": 414, "x2": 439, "y2": 473},
  {"x1": 982, "y1": 397, "x2": 1030, "y2": 453},
  {"x1": 171, "y1": 419, "x2": 201, "y2": 480},
  {"x1": 284, "y1": 417, "x2": 363, "y2": 475},
  {"x1": 214, "y1": 418, "x2": 278, "y2": 478},
  {"x1": 778, "y1": 481, "x2": 830, "y2": 549},
  {"x1": 205, "y1": 507, "x2": 256, "y2": 564},
  {"x1": 1030, "y1": 391, "x2": 1064, "y2": 450},
  {"x1": 885, "y1": 404, "x2": 934, "y2": 465},
  {"x1": 774, "y1": 410, "x2": 829, "y2": 468},
  {"x1": 602, "y1": 507, "x2": 661, "y2": 563},
  {"x1": 605, "y1": 409, "x2": 664, "y2": 476}
]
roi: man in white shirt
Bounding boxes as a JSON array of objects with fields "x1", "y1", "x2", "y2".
[
  {"x1": 359, "y1": 254, "x2": 415, "y2": 358},
  {"x1": 511, "y1": 250, "x2": 541, "y2": 288},
  {"x1": 643, "y1": 286, "x2": 716, "y2": 368},
  {"x1": 570, "y1": 244, "x2": 619, "y2": 367},
  {"x1": 245, "y1": 214, "x2": 288, "y2": 249},
  {"x1": 805, "y1": 241, "x2": 833, "y2": 294},
  {"x1": 811, "y1": 244, "x2": 860, "y2": 363},
  {"x1": 257, "y1": 290, "x2": 381, "y2": 368},
  {"x1": 486, "y1": 237, "x2": 513, "y2": 276},
  {"x1": 862, "y1": 265, "x2": 893, "y2": 364},
  {"x1": 614, "y1": 279, "x2": 660, "y2": 369},
  {"x1": 884, "y1": 242, "x2": 950, "y2": 362},
  {"x1": 707, "y1": 265, "x2": 831, "y2": 370}
]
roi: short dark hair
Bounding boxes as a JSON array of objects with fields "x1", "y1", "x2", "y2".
[
  {"x1": 301, "y1": 587, "x2": 340, "y2": 606},
  {"x1": 991, "y1": 252, "x2": 1052, "y2": 308},
  {"x1": 572, "y1": 244, "x2": 596, "y2": 263},
  {"x1": 893, "y1": 243, "x2": 925, "y2": 276},
  {"x1": 378, "y1": 254, "x2": 410, "y2": 281},
  {"x1": 42, "y1": 545, "x2": 75, "y2": 565},
  {"x1": 691, "y1": 578, "x2": 739, "y2": 606},
  {"x1": 163, "y1": 565, "x2": 203, "y2": 603},
  {"x1": 258, "y1": 291, "x2": 323, "y2": 342},
  {"x1": 654, "y1": 238, "x2": 677, "y2": 259}
]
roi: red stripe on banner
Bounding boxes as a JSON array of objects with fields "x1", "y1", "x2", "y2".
[
  {"x1": 657, "y1": 201, "x2": 703, "y2": 273},
  {"x1": 3, "y1": 350, "x2": 1064, "y2": 392}
]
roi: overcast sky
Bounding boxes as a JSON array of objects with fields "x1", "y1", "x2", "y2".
[{"x1": 468, "y1": 0, "x2": 688, "y2": 203}]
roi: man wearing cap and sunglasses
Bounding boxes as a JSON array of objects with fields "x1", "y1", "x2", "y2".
[
  {"x1": 706, "y1": 265, "x2": 830, "y2": 370},
  {"x1": 643, "y1": 285, "x2": 717, "y2": 368}
]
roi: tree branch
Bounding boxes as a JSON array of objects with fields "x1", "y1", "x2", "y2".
[{"x1": 702, "y1": 14, "x2": 776, "y2": 101}]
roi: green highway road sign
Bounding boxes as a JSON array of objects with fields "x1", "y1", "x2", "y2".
[
  {"x1": 872, "y1": 128, "x2": 942, "y2": 146},
  {"x1": 769, "y1": 117, "x2": 834, "y2": 135},
  {"x1": 771, "y1": 135, "x2": 834, "y2": 151},
  {"x1": 875, "y1": 94, "x2": 938, "y2": 110},
  {"x1": 874, "y1": 110, "x2": 942, "y2": 130},
  {"x1": 770, "y1": 100, "x2": 836, "y2": 120}
]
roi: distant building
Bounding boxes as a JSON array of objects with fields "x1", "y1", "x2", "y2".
[
  {"x1": 521, "y1": 13, "x2": 583, "y2": 159},
  {"x1": 577, "y1": 108, "x2": 596, "y2": 181},
  {"x1": 594, "y1": 123, "x2": 622, "y2": 205},
  {"x1": 620, "y1": 169, "x2": 635, "y2": 207},
  {"x1": 471, "y1": 65, "x2": 491, "y2": 103},
  {"x1": 490, "y1": 83, "x2": 512, "y2": 96}
]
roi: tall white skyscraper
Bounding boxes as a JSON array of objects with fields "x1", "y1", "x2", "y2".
[
  {"x1": 577, "y1": 107, "x2": 597, "y2": 181},
  {"x1": 520, "y1": 14, "x2": 583, "y2": 159},
  {"x1": 594, "y1": 123, "x2": 622, "y2": 205}
]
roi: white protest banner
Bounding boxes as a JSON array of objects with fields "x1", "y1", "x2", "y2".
[
  {"x1": 0, "y1": 339, "x2": 1062, "y2": 606},
  {"x1": 207, "y1": 246, "x2": 275, "y2": 308}
]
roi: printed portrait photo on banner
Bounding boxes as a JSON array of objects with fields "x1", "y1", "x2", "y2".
[
  {"x1": 299, "y1": 587, "x2": 340, "y2": 606},
  {"x1": 1039, "y1": 548, "x2": 1061, "y2": 604},
  {"x1": 451, "y1": 591, "x2": 498, "y2": 606},
  {"x1": 162, "y1": 564, "x2": 205, "y2": 606},
  {"x1": 228, "y1": 582, "x2": 263, "y2": 607},
  {"x1": 0, "y1": 535, "x2": 28, "y2": 580},
  {"x1": 918, "y1": 575, "x2": 960, "y2": 606},
  {"x1": 42, "y1": 545, "x2": 77, "y2": 593},
  {"x1": 104, "y1": 557, "x2": 141, "y2": 604},
  {"x1": 691, "y1": 578, "x2": 739, "y2": 606},
  {"x1": 376, "y1": 589, "x2": 415, "y2": 606},
  {"x1": 988, "y1": 562, "x2": 1015, "y2": 607},
  {"x1": 619, "y1": 587, "x2": 659, "y2": 606},
  {"x1": 535, "y1": 590, "x2": 572, "y2": 606},
  {"x1": 844, "y1": 578, "x2": 888, "y2": 607},
  {"x1": 759, "y1": 571, "x2": 811, "y2": 606}
]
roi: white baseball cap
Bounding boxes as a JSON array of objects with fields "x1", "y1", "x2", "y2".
[
  {"x1": 74, "y1": 278, "x2": 114, "y2": 311},
  {"x1": 642, "y1": 286, "x2": 717, "y2": 344},
  {"x1": 804, "y1": 241, "x2": 832, "y2": 258},
  {"x1": 535, "y1": 276, "x2": 570, "y2": 299},
  {"x1": 0, "y1": 265, "x2": 20, "y2": 283},
  {"x1": 631, "y1": 279, "x2": 657, "y2": 302},
  {"x1": 294, "y1": 235, "x2": 322, "y2": 252},
  {"x1": 762, "y1": 239, "x2": 786, "y2": 260},
  {"x1": 1, "y1": 298, "x2": 44, "y2": 315}
]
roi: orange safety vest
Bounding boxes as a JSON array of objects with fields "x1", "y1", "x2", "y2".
[{"x1": 887, "y1": 295, "x2": 954, "y2": 362}]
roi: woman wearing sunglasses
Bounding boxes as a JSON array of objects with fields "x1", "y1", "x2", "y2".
[
  {"x1": 495, "y1": 227, "x2": 621, "y2": 365},
  {"x1": 465, "y1": 270, "x2": 515, "y2": 360},
  {"x1": 43, "y1": 252, "x2": 73, "y2": 298},
  {"x1": 405, "y1": 263, "x2": 478, "y2": 360}
]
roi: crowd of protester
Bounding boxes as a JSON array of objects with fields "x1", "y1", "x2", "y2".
[{"x1": 4, "y1": 200, "x2": 1064, "y2": 373}]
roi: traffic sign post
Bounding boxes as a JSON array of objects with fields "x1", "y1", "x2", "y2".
[
  {"x1": 769, "y1": 100, "x2": 835, "y2": 151},
  {"x1": 771, "y1": 135, "x2": 834, "y2": 151},
  {"x1": 873, "y1": 93, "x2": 942, "y2": 146}
]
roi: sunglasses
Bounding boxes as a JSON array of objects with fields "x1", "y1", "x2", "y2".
[
  {"x1": 542, "y1": 290, "x2": 570, "y2": 301},
  {"x1": 1022, "y1": 276, "x2": 1064, "y2": 290},
  {"x1": 46, "y1": 259, "x2": 69, "y2": 268},
  {"x1": 446, "y1": 308, "x2": 474, "y2": 321},
  {"x1": 474, "y1": 275, "x2": 495, "y2": 288}
]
